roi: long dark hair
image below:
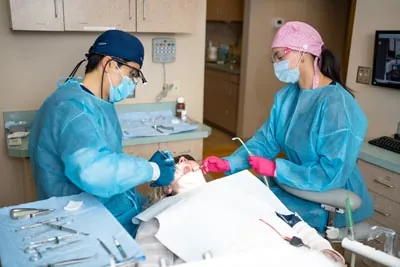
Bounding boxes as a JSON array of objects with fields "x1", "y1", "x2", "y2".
[{"x1": 319, "y1": 47, "x2": 355, "y2": 97}]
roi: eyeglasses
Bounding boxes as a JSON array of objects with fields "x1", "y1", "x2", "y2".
[
  {"x1": 113, "y1": 58, "x2": 147, "y2": 85},
  {"x1": 271, "y1": 48, "x2": 291, "y2": 63}
]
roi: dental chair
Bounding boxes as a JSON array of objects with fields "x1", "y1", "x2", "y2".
[{"x1": 276, "y1": 182, "x2": 398, "y2": 266}]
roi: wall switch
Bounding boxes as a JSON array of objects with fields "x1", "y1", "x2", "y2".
[
  {"x1": 356, "y1": 66, "x2": 371, "y2": 85},
  {"x1": 172, "y1": 80, "x2": 181, "y2": 94}
]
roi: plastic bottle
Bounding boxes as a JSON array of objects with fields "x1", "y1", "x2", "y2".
[{"x1": 176, "y1": 97, "x2": 186, "y2": 119}]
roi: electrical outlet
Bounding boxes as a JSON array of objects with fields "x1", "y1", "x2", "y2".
[
  {"x1": 356, "y1": 66, "x2": 371, "y2": 85},
  {"x1": 171, "y1": 80, "x2": 181, "y2": 95}
]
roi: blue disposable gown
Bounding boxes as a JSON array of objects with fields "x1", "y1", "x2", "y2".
[
  {"x1": 224, "y1": 83, "x2": 374, "y2": 233},
  {"x1": 29, "y1": 79, "x2": 153, "y2": 236}
]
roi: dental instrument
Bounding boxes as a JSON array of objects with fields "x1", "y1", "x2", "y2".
[
  {"x1": 28, "y1": 239, "x2": 83, "y2": 262},
  {"x1": 40, "y1": 254, "x2": 96, "y2": 267},
  {"x1": 10, "y1": 208, "x2": 55, "y2": 220},
  {"x1": 23, "y1": 220, "x2": 74, "y2": 241},
  {"x1": 113, "y1": 236, "x2": 128, "y2": 259},
  {"x1": 28, "y1": 233, "x2": 76, "y2": 248},
  {"x1": 98, "y1": 238, "x2": 117, "y2": 261},
  {"x1": 17, "y1": 216, "x2": 68, "y2": 231},
  {"x1": 232, "y1": 137, "x2": 269, "y2": 186},
  {"x1": 45, "y1": 223, "x2": 89, "y2": 236}
]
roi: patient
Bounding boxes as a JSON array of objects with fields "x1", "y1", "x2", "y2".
[{"x1": 135, "y1": 155, "x2": 345, "y2": 267}]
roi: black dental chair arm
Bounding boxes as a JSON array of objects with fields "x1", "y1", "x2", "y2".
[{"x1": 278, "y1": 184, "x2": 362, "y2": 211}]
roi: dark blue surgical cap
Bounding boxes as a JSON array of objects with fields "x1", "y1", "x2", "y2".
[{"x1": 88, "y1": 30, "x2": 144, "y2": 67}]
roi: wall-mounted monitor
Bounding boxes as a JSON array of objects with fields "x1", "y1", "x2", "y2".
[{"x1": 372, "y1": 30, "x2": 400, "y2": 89}]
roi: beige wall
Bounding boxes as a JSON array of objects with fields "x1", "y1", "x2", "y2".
[
  {"x1": 0, "y1": 1, "x2": 206, "y2": 206},
  {"x1": 238, "y1": 0, "x2": 349, "y2": 138},
  {"x1": 346, "y1": 0, "x2": 400, "y2": 140}
]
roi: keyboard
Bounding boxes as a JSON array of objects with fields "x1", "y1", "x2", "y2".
[{"x1": 368, "y1": 136, "x2": 400, "y2": 154}]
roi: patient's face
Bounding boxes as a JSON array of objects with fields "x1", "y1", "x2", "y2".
[{"x1": 164, "y1": 156, "x2": 206, "y2": 195}]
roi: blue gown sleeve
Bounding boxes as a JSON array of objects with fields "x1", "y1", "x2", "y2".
[
  {"x1": 57, "y1": 101, "x2": 155, "y2": 198},
  {"x1": 224, "y1": 96, "x2": 281, "y2": 174},
  {"x1": 275, "y1": 95, "x2": 366, "y2": 192}
]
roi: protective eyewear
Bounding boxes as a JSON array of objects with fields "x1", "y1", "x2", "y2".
[{"x1": 112, "y1": 57, "x2": 147, "y2": 85}]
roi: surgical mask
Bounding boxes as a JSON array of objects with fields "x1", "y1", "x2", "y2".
[
  {"x1": 273, "y1": 59, "x2": 300, "y2": 84},
  {"x1": 108, "y1": 68, "x2": 136, "y2": 103}
]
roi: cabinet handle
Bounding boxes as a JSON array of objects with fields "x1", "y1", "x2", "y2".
[
  {"x1": 129, "y1": 0, "x2": 132, "y2": 19},
  {"x1": 374, "y1": 177, "x2": 395, "y2": 188},
  {"x1": 374, "y1": 208, "x2": 391, "y2": 217},
  {"x1": 143, "y1": 0, "x2": 146, "y2": 20},
  {"x1": 53, "y1": 0, "x2": 58, "y2": 18}
]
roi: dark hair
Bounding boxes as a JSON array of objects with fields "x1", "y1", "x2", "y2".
[
  {"x1": 85, "y1": 54, "x2": 105, "y2": 74},
  {"x1": 174, "y1": 154, "x2": 195, "y2": 164},
  {"x1": 319, "y1": 47, "x2": 355, "y2": 97}
]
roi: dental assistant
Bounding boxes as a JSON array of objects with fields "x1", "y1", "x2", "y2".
[
  {"x1": 202, "y1": 21, "x2": 374, "y2": 233},
  {"x1": 29, "y1": 30, "x2": 175, "y2": 236}
]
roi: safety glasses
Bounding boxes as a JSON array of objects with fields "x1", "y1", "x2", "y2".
[{"x1": 112, "y1": 58, "x2": 147, "y2": 85}]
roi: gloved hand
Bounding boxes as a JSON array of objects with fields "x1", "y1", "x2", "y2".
[
  {"x1": 248, "y1": 156, "x2": 276, "y2": 177},
  {"x1": 201, "y1": 156, "x2": 230, "y2": 174},
  {"x1": 149, "y1": 151, "x2": 175, "y2": 187}
]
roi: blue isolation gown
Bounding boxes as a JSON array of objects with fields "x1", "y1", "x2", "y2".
[
  {"x1": 224, "y1": 83, "x2": 374, "y2": 233},
  {"x1": 29, "y1": 78, "x2": 152, "y2": 236}
]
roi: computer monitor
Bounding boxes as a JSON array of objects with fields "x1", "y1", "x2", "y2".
[{"x1": 372, "y1": 30, "x2": 400, "y2": 90}]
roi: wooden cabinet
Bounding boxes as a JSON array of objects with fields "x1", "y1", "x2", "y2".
[
  {"x1": 207, "y1": 0, "x2": 244, "y2": 22},
  {"x1": 358, "y1": 160, "x2": 400, "y2": 233},
  {"x1": 63, "y1": 0, "x2": 136, "y2": 31},
  {"x1": 354, "y1": 159, "x2": 400, "y2": 267},
  {"x1": 9, "y1": 0, "x2": 64, "y2": 31},
  {"x1": 136, "y1": 0, "x2": 198, "y2": 33},
  {"x1": 9, "y1": 0, "x2": 199, "y2": 33},
  {"x1": 204, "y1": 68, "x2": 239, "y2": 134}
]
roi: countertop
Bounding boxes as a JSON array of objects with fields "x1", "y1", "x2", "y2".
[
  {"x1": 359, "y1": 142, "x2": 400, "y2": 174},
  {"x1": 3, "y1": 102, "x2": 212, "y2": 158},
  {"x1": 205, "y1": 62, "x2": 241, "y2": 75}
]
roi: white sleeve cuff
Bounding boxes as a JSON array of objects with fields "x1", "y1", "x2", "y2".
[{"x1": 149, "y1": 162, "x2": 160, "y2": 181}]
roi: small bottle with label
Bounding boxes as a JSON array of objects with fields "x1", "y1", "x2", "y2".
[{"x1": 176, "y1": 97, "x2": 186, "y2": 119}]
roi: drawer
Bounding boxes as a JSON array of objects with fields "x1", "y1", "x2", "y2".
[
  {"x1": 159, "y1": 139, "x2": 203, "y2": 162},
  {"x1": 358, "y1": 160, "x2": 400, "y2": 204},
  {"x1": 123, "y1": 143, "x2": 159, "y2": 159},
  {"x1": 369, "y1": 191, "x2": 400, "y2": 233}
]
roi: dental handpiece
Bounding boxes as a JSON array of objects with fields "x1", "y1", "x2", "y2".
[{"x1": 232, "y1": 137, "x2": 269, "y2": 187}]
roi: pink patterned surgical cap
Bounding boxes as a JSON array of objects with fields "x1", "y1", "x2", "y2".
[{"x1": 271, "y1": 21, "x2": 325, "y2": 88}]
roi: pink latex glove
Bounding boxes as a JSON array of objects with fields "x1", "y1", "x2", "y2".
[
  {"x1": 202, "y1": 156, "x2": 230, "y2": 174},
  {"x1": 248, "y1": 156, "x2": 276, "y2": 177}
]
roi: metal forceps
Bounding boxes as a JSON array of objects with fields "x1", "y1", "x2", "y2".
[
  {"x1": 152, "y1": 125, "x2": 174, "y2": 133},
  {"x1": 10, "y1": 208, "x2": 55, "y2": 220}
]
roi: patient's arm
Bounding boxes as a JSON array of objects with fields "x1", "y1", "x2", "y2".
[{"x1": 293, "y1": 221, "x2": 345, "y2": 265}]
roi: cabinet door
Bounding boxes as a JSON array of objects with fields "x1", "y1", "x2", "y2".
[
  {"x1": 204, "y1": 69, "x2": 239, "y2": 134},
  {"x1": 9, "y1": 0, "x2": 64, "y2": 31},
  {"x1": 206, "y1": 0, "x2": 243, "y2": 22},
  {"x1": 136, "y1": 0, "x2": 198, "y2": 33},
  {"x1": 63, "y1": 0, "x2": 136, "y2": 32}
]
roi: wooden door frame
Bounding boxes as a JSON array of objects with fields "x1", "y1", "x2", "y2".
[{"x1": 342, "y1": 0, "x2": 357, "y2": 84}]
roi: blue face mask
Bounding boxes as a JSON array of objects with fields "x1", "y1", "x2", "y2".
[
  {"x1": 273, "y1": 59, "x2": 300, "y2": 84},
  {"x1": 108, "y1": 71, "x2": 137, "y2": 103}
]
